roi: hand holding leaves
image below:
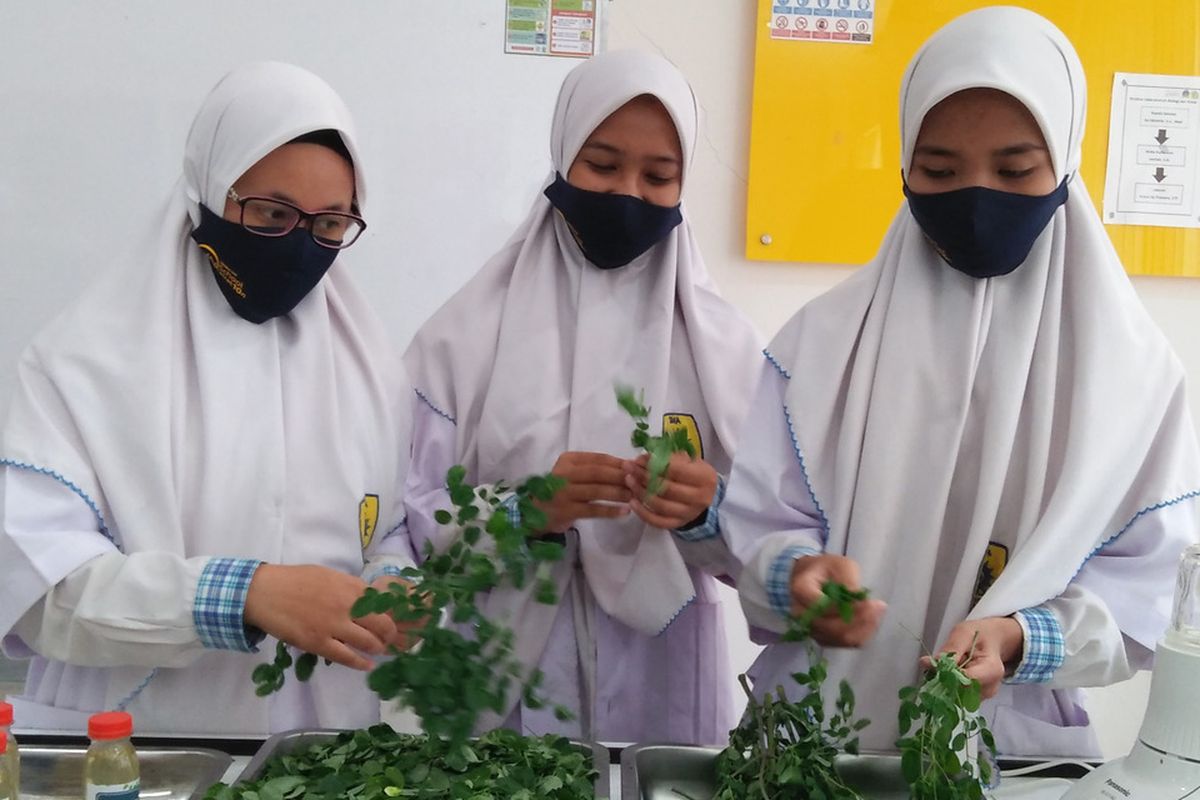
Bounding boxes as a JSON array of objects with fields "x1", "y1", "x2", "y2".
[
  {"x1": 788, "y1": 554, "x2": 887, "y2": 647},
  {"x1": 615, "y1": 385, "x2": 696, "y2": 499},
  {"x1": 624, "y1": 451, "x2": 718, "y2": 530},
  {"x1": 926, "y1": 616, "x2": 1024, "y2": 699},
  {"x1": 252, "y1": 466, "x2": 575, "y2": 743},
  {"x1": 368, "y1": 574, "x2": 425, "y2": 651},
  {"x1": 897, "y1": 633, "x2": 998, "y2": 800},
  {"x1": 715, "y1": 580, "x2": 873, "y2": 800},
  {"x1": 243, "y1": 564, "x2": 394, "y2": 673},
  {"x1": 351, "y1": 467, "x2": 574, "y2": 743},
  {"x1": 532, "y1": 451, "x2": 631, "y2": 535}
]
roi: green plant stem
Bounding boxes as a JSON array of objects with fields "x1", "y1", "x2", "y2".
[{"x1": 712, "y1": 583, "x2": 871, "y2": 800}]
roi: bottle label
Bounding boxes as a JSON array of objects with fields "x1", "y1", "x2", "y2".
[{"x1": 86, "y1": 781, "x2": 140, "y2": 800}]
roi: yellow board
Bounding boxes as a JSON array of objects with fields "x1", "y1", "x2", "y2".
[{"x1": 746, "y1": 0, "x2": 1200, "y2": 276}]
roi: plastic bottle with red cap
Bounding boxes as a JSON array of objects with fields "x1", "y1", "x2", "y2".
[
  {"x1": 84, "y1": 711, "x2": 139, "y2": 800},
  {"x1": 0, "y1": 702, "x2": 16, "y2": 797},
  {"x1": 0, "y1": 731, "x2": 15, "y2": 800}
]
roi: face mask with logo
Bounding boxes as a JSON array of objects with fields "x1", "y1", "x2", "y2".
[
  {"x1": 543, "y1": 172, "x2": 683, "y2": 270},
  {"x1": 190, "y1": 204, "x2": 338, "y2": 324},
  {"x1": 902, "y1": 176, "x2": 1070, "y2": 279}
]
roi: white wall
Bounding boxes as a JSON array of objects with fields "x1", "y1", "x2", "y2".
[
  {"x1": 0, "y1": 0, "x2": 581, "y2": 421},
  {"x1": 602, "y1": 1, "x2": 1200, "y2": 759}
]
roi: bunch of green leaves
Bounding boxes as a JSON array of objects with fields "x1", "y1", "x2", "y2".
[
  {"x1": 782, "y1": 581, "x2": 870, "y2": 643},
  {"x1": 896, "y1": 634, "x2": 997, "y2": 800},
  {"x1": 253, "y1": 465, "x2": 573, "y2": 744},
  {"x1": 357, "y1": 466, "x2": 572, "y2": 744},
  {"x1": 711, "y1": 582, "x2": 872, "y2": 800},
  {"x1": 615, "y1": 385, "x2": 696, "y2": 497},
  {"x1": 203, "y1": 724, "x2": 597, "y2": 800}
]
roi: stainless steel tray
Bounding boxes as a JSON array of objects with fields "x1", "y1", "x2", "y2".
[
  {"x1": 240, "y1": 728, "x2": 611, "y2": 797},
  {"x1": 620, "y1": 744, "x2": 909, "y2": 800},
  {"x1": 22, "y1": 744, "x2": 232, "y2": 800}
]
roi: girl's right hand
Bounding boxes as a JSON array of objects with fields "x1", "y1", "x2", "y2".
[
  {"x1": 789, "y1": 553, "x2": 887, "y2": 648},
  {"x1": 243, "y1": 563, "x2": 399, "y2": 670}
]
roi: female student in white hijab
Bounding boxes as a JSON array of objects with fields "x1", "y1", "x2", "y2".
[
  {"x1": 723, "y1": 7, "x2": 1200, "y2": 758},
  {"x1": 0, "y1": 62, "x2": 417, "y2": 734},
  {"x1": 405, "y1": 50, "x2": 762, "y2": 744}
]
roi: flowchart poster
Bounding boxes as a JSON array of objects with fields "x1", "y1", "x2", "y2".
[{"x1": 1104, "y1": 73, "x2": 1200, "y2": 230}]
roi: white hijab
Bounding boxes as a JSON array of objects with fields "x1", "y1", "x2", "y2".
[
  {"x1": 1, "y1": 62, "x2": 410, "y2": 729},
  {"x1": 406, "y1": 50, "x2": 761, "y2": 640},
  {"x1": 766, "y1": 7, "x2": 1200, "y2": 746}
]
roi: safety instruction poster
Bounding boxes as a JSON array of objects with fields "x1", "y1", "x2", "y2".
[
  {"x1": 769, "y1": 0, "x2": 875, "y2": 44},
  {"x1": 505, "y1": 0, "x2": 597, "y2": 58},
  {"x1": 1103, "y1": 72, "x2": 1200, "y2": 229}
]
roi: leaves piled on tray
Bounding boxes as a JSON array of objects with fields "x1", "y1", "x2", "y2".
[{"x1": 204, "y1": 724, "x2": 596, "y2": 800}]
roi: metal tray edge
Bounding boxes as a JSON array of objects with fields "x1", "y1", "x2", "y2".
[{"x1": 619, "y1": 742, "x2": 722, "y2": 800}]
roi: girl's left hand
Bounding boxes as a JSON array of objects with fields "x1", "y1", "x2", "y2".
[
  {"x1": 925, "y1": 616, "x2": 1025, "y2": 699},
  {"x1": 624, "y1": 452, "x2": 718, "y2": 530}
]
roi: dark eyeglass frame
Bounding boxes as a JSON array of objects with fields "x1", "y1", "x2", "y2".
[{"x1": 226, "y1": 188, "x2": 367, "y2": 249}]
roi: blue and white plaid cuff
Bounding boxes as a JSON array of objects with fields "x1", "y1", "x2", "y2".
[
  {"x1": 767, "y1": 545, "x2": 822, "y2": 616},
  {"x1": 193, "y1": 557, "x2": 264, "y2": 652},
  {"x1": 501, "y1": 493, "x2": 522, "y2": 527},
  {"x1": 363, "y1": 564, "x2": 407, "y2": 585},
  {"x1": 1007, "y1": 606, "x2": 1065, "y2": 684},
  {"x1": 675, "y1": 477, "x2": 726, "y2": 542}
]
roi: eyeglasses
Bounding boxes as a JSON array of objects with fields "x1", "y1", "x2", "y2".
[{"x1": 226, "y1": 188, "x2": 367, "y2": 249}]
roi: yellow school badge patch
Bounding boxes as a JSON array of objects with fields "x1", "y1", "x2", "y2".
[
  {"x1": 662, "y1": 413, "x2": 703, "y2": 459},
  {"x1": 359, "y1": 494, "x2": 380, "y2": 550},
  {"x1": 972, "y1": 543, "x2": 1009, "y2": 606}
]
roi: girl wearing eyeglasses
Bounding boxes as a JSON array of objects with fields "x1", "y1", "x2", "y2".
[{"x1": 0, "y1": 62, "x2": 417, "y2": 734}]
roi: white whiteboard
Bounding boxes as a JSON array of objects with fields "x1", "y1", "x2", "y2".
[{"x1": 0, "y1": 1, "x2": 592, "y2": 418}]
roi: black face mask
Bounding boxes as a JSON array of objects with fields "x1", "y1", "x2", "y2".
[
  {"x1": 902, "y1": 176, "x2": 1070, "y2": 279},
  {"x1": 190, "y1": 204, "x2": 339, "y2": 324},
  {"x1": 543, "y1": 172, "x2": 683, "y2": 270}
]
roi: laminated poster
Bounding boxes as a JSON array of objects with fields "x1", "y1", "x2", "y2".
[{"x1": 505, "y1": 0, "x2": 597, "y2": 58}]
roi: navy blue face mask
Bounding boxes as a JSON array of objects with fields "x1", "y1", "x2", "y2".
[
  {"x1": 190, "y1": 204, "x2": 339, "y2": 324},
  {"x1": 543, "y1": 172, "x2": 683, "y2": 270},
  {"x1": 903, "y1": 176, "x2": 1070, "y2": 279}
]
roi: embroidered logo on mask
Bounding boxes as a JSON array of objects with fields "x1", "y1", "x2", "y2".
[
  {"x1": 972, "y1": 542, "x2": 1009, "y2": 606},
  {"x1": 197, "y1": 244, "x2": 247, "y2": 299},
  {"x1": 359, "y1": 494, "x2": 380, "y2": 550},
  {"x1": 662, "y1": 413, "x2": 704, "y2": 459}
]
